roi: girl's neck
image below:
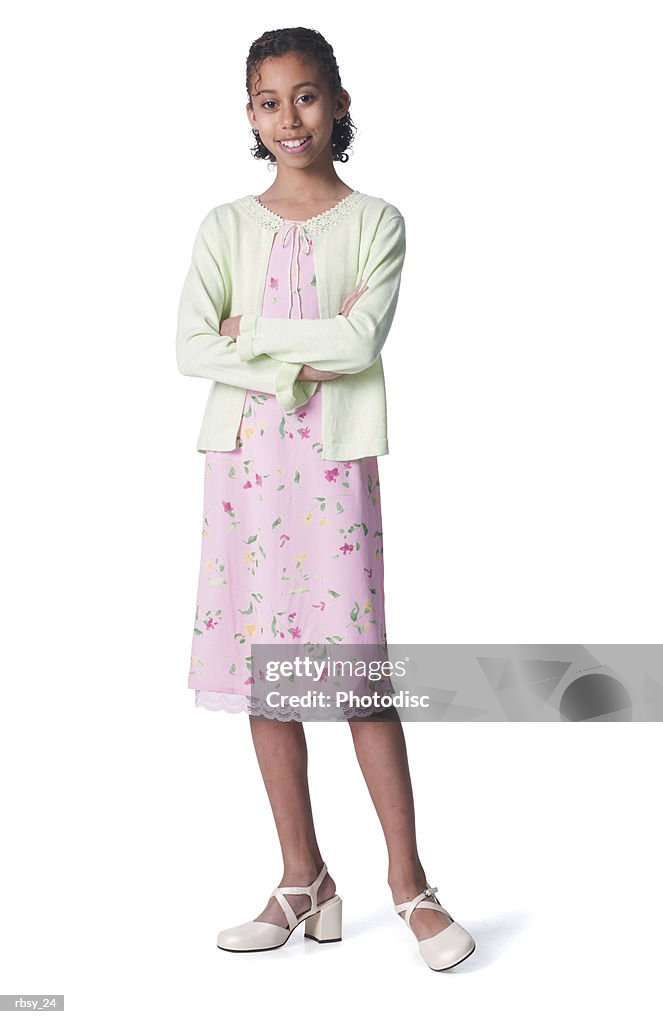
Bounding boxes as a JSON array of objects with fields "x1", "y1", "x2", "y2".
[{"x1": 259, "y1": 168, "x2": 354, "y2": 208}]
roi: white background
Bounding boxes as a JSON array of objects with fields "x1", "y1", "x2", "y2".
[{"x1": 1, "y1": 1, "x2": 661, "y2": 1020}]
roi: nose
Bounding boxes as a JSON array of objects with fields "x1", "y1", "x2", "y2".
[{"x1": 281, "y1": 103, "x2": 302, "y2": 129}]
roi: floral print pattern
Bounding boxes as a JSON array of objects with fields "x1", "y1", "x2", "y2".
[{"x1": 189, "y1": 219, "x2": 388, "y2": 714}]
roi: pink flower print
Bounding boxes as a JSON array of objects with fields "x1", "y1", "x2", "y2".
[
  {"x1": 269, "y1": 276, "x2": 279, "y2": 289},
  {"x1": 363, "y1": 567, "x2": 373, "y2": 578},
  {"x1": 289, "y1": 626, "x2": 302, "y2": 638},
  {"x1": 255, "y1": 473, "x2": 263, "y2": 486},
  {"x1": 312, "y1": 601, "x2": 326, "y2": 612},
  {"x1": 298, "y1": 426, "x2": 310, "y2": 438},
  {"x1": 222, "y1": 501, "x2": 234, "y2": 513},
  {"x1": 243, "y1": 481, "x2": 252, "y2": 489},
  {"x1": 340, "y1": 542, "x2": 354, "y2": 555},
  {"x1": 324, "y1": 467, "x2": 339, "y2": 482},
  {"x1": 205, "y1": 616, "x2": 219, "y2": 630},
  {"x1": 288, "y1": 612, "x2": 297, "y2": 621},
  {"x1": 344, "y1": 462, "x2": 353, "y2": 469},
  {"x1": 279, "y1": 534, "x2": 291, "y2": 548}
]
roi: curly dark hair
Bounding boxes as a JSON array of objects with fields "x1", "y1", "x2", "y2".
[{"x1": 246, "y1": 27, "x2": 356, "y2": 163}]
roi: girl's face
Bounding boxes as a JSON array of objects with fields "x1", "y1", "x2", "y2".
[{"x1": 246, "y1": 51, "x2": 350, "y2": 167}]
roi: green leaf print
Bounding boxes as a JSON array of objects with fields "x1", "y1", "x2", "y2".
[
  {"x1": 272, "y1": 516, "x2": 282, "y2": 529},
  {"x1": 350, "y1": 602, "x2": 360, "y2": 622},
  {"x1": 294, "y1": 470, "x2": 300, "y2": 483},
  {"x1": 279, "y1": 417, "x2": 286, "y2": 438},
  {"x1": 327, "y1": 589, "x2": 340, "y2": 598},
  {"x1": 336, "y1": 502, "x2": 344, "y2": 513},
  {"x1": 239, "y1": 601, "x2": 254, "y2": 615},
  {"x1": 246, "y1": 534, "x2": 258, "y2": 544},
  {"x1": 368, "y1": 474, "x2": 373, "y2": 493},
  {"x1": 228, "y1": 467, "x2": 236, "y2": 478}
]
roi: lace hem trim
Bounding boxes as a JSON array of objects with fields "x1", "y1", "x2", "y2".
[
  {"x1": 236, "y1": 191, "x2": 365, "y2": 236},
  {"x1": 194, "y1": 689, "x2": 391, "y2": 721}
]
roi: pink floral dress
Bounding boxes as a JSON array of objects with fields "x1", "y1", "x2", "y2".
[{"x1": 188, "y1": 215, "x2": 388, "y2": 717}]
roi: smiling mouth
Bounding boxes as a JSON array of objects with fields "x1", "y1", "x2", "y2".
[{"x1": 277, "y1": 136, "x2": 312, "y2": 152}]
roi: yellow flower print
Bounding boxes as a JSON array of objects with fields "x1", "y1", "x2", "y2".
[
  {"x1": 246, "y1": 623, "x2": 257, "y2": 637},
  {"x1": 244, "y1": 426, "x2": 254, "y2": 439},
  {"x1": 295, "y1": 552, "x2": 307, "y2": 563},
  {"x1": 304, "y1": 510, "x2": 313, "y2": 523},
  {"x1": 319, "y1": 517, "x2": 328, "y2": 526},
  {"x1": 244, "y1": 550, "x2": 256, "y2": 564},
  {"x1": 364, "y1": 601, "x2": 373, "y2": 613}
]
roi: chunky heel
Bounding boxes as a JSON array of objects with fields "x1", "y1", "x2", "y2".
[{"x1": 304, "y1": 896, "x2": 343, "y2": 943}]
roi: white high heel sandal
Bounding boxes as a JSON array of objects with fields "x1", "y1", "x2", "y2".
[
  {"x1": 394, "y1": 885, "x2": 476, "y2": 971},
  {"x1": 217, "y1": 862, "x2": 342, "y2": 952}
]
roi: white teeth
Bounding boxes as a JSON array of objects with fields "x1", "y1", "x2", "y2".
[{"x1": 280, "y1": 137, "x2": 310, "y2": 148}]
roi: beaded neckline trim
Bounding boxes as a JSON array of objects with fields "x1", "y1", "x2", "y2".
[{"x1": 237, "y1": 190, "x2": 365, "y2": 236}]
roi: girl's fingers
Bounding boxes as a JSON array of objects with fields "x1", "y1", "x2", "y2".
[{"x1": 340, "y1": 281, "x2": 369, "y2": 316}]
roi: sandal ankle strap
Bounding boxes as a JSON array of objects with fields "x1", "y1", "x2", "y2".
[
  {"x1": 394, "y1": 885, "x2": 453, "y2": 931},
  {"x1": 271, "y1": 862, "x2": 329, "y2": 932}
]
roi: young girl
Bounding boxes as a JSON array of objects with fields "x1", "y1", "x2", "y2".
[{"x1": 176, "y1": 26, "x2": 475, "y2": 971}]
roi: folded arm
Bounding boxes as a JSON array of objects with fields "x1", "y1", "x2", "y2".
[
  {"x1": 175, "y1": 215, "x2": 317, "y2": 410},
  {"x1": 236, "y1": 214, "x2": 406, "y2": 375}
]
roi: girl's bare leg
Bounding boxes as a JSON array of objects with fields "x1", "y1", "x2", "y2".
[
  {"x1": 348, "y1": 708, "x2": 453, "y2": 941},
  {"x1": 248, "y1": 715, "x2": 336, "y2": 927}
]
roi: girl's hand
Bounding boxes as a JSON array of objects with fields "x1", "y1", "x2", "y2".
[
  {"x1": 340, "y1": 281, "x2": 369, "y2": 317},
  {"x1": 219, "y1": 315, "x2": 242, "y2": 339},
  {"x1": 297, "y1": 365, "x2": 341, "y2": 381},
  {"x1": 297, "y1": 282, "x2": 369, "y2": 381}
]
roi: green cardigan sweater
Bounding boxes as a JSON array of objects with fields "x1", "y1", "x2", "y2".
[{"x1": 175, "y1": 190, "x2": 406, "y2": 461}]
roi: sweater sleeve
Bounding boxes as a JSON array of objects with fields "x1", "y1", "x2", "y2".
[
  {"x1": 235, "y1": 214, "x2": 406, "y2": 374},
  {"x1": 175, "y1": 215, "x2": 318, "y2": 411}
]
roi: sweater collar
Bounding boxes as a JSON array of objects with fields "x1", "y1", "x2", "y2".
[{"x1": 237, "y1": 191, "x2": 366, "y2": 236}]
